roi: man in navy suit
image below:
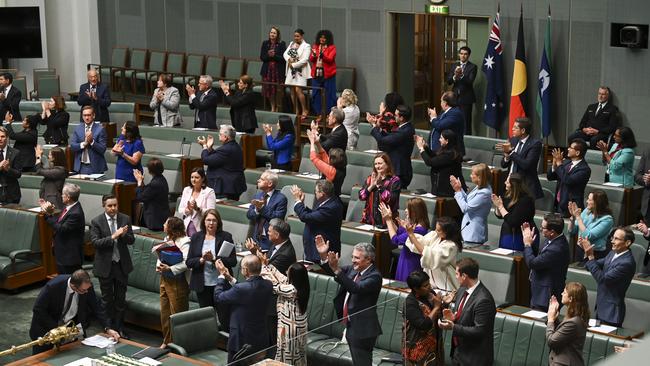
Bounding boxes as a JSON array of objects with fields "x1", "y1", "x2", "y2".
[
  {"x1": 317, "y1": 240, "x2": 382, "y2": 366},
  {"x1": 522, "y1": 214, "x2": 570, "y2": 311},
  {"x1": 246, "y1": 170, "x2": 288, "y2": 251},
  {"x1": 501, "y1": 117, "x2": 543, "y2": 199},
  {"x1": 187, "y1": 75, "x2": 219, "y2": 130},
  {"x1": 370, "y1": 104, "x2": 415, "y2": 189},
  {"x1": 292, "y1": 180, "x2": 343, "y2": 262},
  {"x1": 70, "y1": 106, "x2": 108, "y2": 175},
  {"x1": 547, "y1": 139, "x2": 591, "y2": 216},
  {"x1": 0, "y1": 126, "x2": 22, "y2": 204},
  {"x1": 447, "y1": 47, "x2": 477, "y2": 135},
  {"x1": 0, "y1": 72, "x2": 22, "y2": 121},
  {"x1": 77, "y1": 69, "x2": 111, "y2": 122},
  {"x1": 200, "y1": 125, "x2": 246, "y2": 200},
  {"x1": 214, "y1": 254, "x2": 273, "y2": 365},
  {"x1": 29, "y1": 270, "x2": 120, "y2": 354},
  {"x1": 427, "y1": 91, "x2": 465, "y2": 154},
  {"x1": 313, "y1": 107, "x2": 348, "y2": 153},
  {"x1": 582, "y1": 226, "x2": 636, "y2": 327}
]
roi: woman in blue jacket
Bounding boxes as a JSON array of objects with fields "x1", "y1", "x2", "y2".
[
  {"x1": 597, "y1": 126, "x2": 636, "y2": 187},
  {"x1": 452, "y1": 163, "x2": 493, "y2": 245},
  {"x1": 264, "y1": 115, "x2": 295, "y2": 171},
  {"x1": 568, "y1": 190, "x2": 614, "y2": 260}
]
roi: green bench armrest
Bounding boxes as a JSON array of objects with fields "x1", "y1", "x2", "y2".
[{"x1": 166, "y1": 343, "x2": 188, "y2": 357}]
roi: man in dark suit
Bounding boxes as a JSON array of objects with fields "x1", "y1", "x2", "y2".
[
  {"x1": 0, "y1": 72, "x2": 22, "y2": 121},
  {"x1": 582, "y1": 226, "x2": 636, "y2": 327},
  {"x1": 29, "y1": 270, "x2": 120, "y2": 354},
  {"x1": 77, "y1": 69, "x2": 111, "y2": 122},
  {"x1": 41, "y1": 183, "x2": 86, "y2": 274},
  {"x1": 446, "y1": 47, "x2": 477, "y2": 135},
  {"x1": 427, "y1": 91, "x2": 465, "y2": 154},
  {"x1": 568, "y1": 87, "x2": 619, "y2": 148},
  {"x1": 214, "y1": 254, "x2": 273, "y2": 365},
  {"x1": 547, "y1": 139, "x2": 591, "y2": 216},
  {"x1": 438, "y1": 257, "x2": 496, "y2": 366},
  {"x1": 317, "y1": 239, "x2": 382, "y2": 366},
  {"x1": 0, "y1": 126, "x2": 22, "y2": 204},
  {"x1": 370, "y1": 104, "x2": 415, "y2": 189},
  {"x1": 501, "y1": 117, "x2": 543, "y2": 199},
  {"x1": 187, "y1": 75, "x2": 219, "y2": 129},
  {"x1": 90, "y1": 195, "x2": 135, "y2": 337},
  {"x1": 200, "y1": 125, "x2": 246, "y2": 201},
  {"x1": 246, "y1": 171, "x2": 288, "y2": 251},
  {"x1": 70, "y1": 106, "x2": 108, "y2": 175},
  {"x1": 313, "y1": 107, "x2": 348, "y2": 153},
  {"x1": 292, "y1": 180, "x2": 344, "y2": 262},
  {"x1": 634, "y1": 147, "x2": 650, "y2": 223},
  {"x1": 134, "y1": 158, "x2": 169, "y2": 231},
  {"x1": 522, "y1": 214, "x2": 570, "y2": 311}
]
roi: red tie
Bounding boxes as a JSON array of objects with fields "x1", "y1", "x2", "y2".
[
  {"x1": 453, "y1": 292, "x2": 469, "y2": 346},
  {"x1": 342, "y1": 273, "x2": 360, "y2": 324},
  {"x1": 57, "y1": 207, "x2": 68, "y2": 223}
]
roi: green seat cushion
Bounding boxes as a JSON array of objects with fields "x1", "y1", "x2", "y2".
[
  {"x1": 0, "y1": 256, "x2": 41, "y2": 280},
  {"x1": 190, "y1": 350, "x2": 230, "y2": 365}
]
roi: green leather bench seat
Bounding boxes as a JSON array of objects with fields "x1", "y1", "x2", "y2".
[
  {"x1": 459, "y1": 246, "x2": 518, "y2": 307},
  {"x1": 0, "y1": 208, "x2": 43, "y2": 287},
  {"x1": 464, "y1": 135, "x2": 504, "y2": 167},
  {"x1": 243, "y1": 168, "x2": 317, "y2": 215},
  {"x1": 103, "y1": 149, "x2": 184, "y2": 193},
  {"x1": 584, "y1": 149, "x2": 641, "y2": 185},
  {"x1": 19, "y1": 101, "x2": 135, "y2": 124}
]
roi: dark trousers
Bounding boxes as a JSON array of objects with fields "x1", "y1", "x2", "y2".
[
  {"x1": 567, "y1": 130, "x2": 609, "y2": 148},
  {"x1": 57, "y1": 263, "x2": 81, "y2": 275},
  {"x1": 459, "y1": 103, "x2": 473, "y2": 135},
  {"x1": 98, "y1": 262, "x2": 128, "y2": 331},
  {"x1": 398, "y1": 173, "x2": 412, "y2": 190},
  {"x1": 197, "y1": 285, "x2": 231, "y2": 331},
  {"x1": 266, "y1": 314, "x2": 278, "y2": 359},
  {"x1": 346, "y1": 333, "x2": 377, "y2": 366}
]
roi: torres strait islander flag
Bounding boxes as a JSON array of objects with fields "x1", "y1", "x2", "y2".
[{"x1": 509, "y1": 7, "x2": 528, "y2": 137}]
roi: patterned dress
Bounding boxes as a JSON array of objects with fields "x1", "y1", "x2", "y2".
[{"x1": 261, "y1": 264, "x2": 308, "y2": 366}]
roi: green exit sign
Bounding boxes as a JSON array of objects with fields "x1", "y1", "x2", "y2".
[{"x1": 425, "y1": 5, "x2": 449, "y2": 14}]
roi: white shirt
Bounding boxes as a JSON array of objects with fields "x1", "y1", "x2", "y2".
[
  {"x1": 62, "y1": 278, "x2": 80, "y2": 324},
  {"x1": 611, "y1": 249, "x2": 630, "y2": 263},
  {"x1": 0, "y1": 145, "x2": 7, "y2": 159},
  {"x1": 269, "y1": 239, "x2": 288, "y2": 259},
  {"x1": 256, "y1": 190, "x2": 275, "y2": 213},
  {"x1": 3, "y1": 84, "x2": 11, "y2": 95},
  {"x1": 460, "y1": 280, "x2": 481, "y2": 305}
]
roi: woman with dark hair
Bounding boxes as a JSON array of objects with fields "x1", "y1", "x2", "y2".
[
  {"x1": 134, "y1": 158, "x2": 169, "y2": 231},
  {"x1": 156, "y1": 216, "x2": 191, "y2": 348},
  {"x1": 359, "y1": 152, "x2": 401, "y2": 228},
  {"x1": 178, "y1": 167, "x2": 216, "y2": 237},
  {"x1": 546, "y1": 282, "x2": 590, "y2": 366},
  {"x1": 6, "y1": 113, "x2": 38, "y2": 171},
  {"x1": 307, "y1": 128, "x2": 347, "y2": 196},
  {"x1": 309, "y1": 29, "x2": 337, "y2": 115},
  {"x1": 264, "y1": 115, "x2": 295, "y2": 171},
  {"x1": 568, "y1": 190, "x2": 614, "y2": 260},
  {"x1": 186, "y1": 209, "x2": 237, "y2": 329},
  {"x1": 406, "y1": 216, "x2": 462, "y2": 292},
  {"x1": 220, "y1": 74, "x2": 258, "y2": 133},
  {"x1": 260, "y1": 261, "x2": 310, "y2": 365},
  {"x1": 150, "y1": 73, "x2": 182, "y2": 127},
  {"x1": 365, "y1": 92, "x2": 405, "y2": 133},
  {"x1": 34, "y1": 145, "x2": 67, "y2": 209},
  {"x1": 39, "y1": 95, "x2": 69, "y2": 145},
  {"x1": 379, "y1": 197, "x2": 430, "y2": 281},
  {"x1": 402, "y1": 270, "x2": 442, "y2": 366},
  {"x1": 113, "y1": 121, "x2": 145, "y2": 182},
  {"x1": 597, "y1": 126, "x2": 636, "y2": 187},
  {"x1": 492, "y1": 173, "x2": 539, "y2": 251},
  {"x1": 416, "y1": 129, "x2": 466, "y2": 197},
  {"x1": 260, "y1": 26, "x2": 287, "y2": 112},
  {"x1": 283, "y1": 29, "x2": 311, "y2": 118}
]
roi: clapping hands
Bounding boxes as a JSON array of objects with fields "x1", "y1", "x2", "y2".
[
  {"x1": 290, "y1": 185, "x2": 305, "y2": 202},
  {"x1": 551, "y1": 148, "x2": 564, "y2": 167},
  {"x1": 491, "y1": 194, "x2": 504, "y2": 210},
  {"x1": 547, "y1": 295, "x2": 560, "y2": 322},
  {"x1": 521, "y1": 222, "x2": 537, "y2": 247},
  {"x1": 262, "y1": 124, "x2": 273, "y2": 135},
  {"x1": 567, "y1": 201, "x2": 582, "y2": 219},
  {"x1": 378, "y1": 202, "x2": 392, "y2": 222},
  {"x1": 450, "y1": 175, "x2": 462, "y2": 193},
  {"x1": 577, "y1": 236, "x2": 595, "y2": 260}
]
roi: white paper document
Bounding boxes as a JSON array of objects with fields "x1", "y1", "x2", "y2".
[
  {"x1": 28, "y1": 206, "x2": 42, "y2": 213},
  {"x1": 238, "y1": 203, "x2": 251, "y2": 209},
  {"x1": 522, "y1": 310, "x2": 547, "y2": 319},
  {"x1": 192, "y1": 127, "x2": 208, "y2": 131},
  {"x1": 64, "y1": 357, "x2": 93, "y2": 366},
  {"x1": 364, "y1": 149, "x2": 382, "y2": 154},
  {"x1": 418, "y1": 193, "x2": 436, "y2": 198},
  {"x1": 103, "y1": 179, "x2": 124, "y2": 184},
  {"x1": 165, "y1": 153, "x2": 183, "y2": 158},
  {"x1": 298, "y1": 172, "x2": 321, "y2": 179},
  {"x1": 490, "y1": 248, "x2": 516, "y2": 255},
  {"x1": 43, "y1": 144, "x2": 59, "y2": 149},
  {"x1": 140, "y1": 357, "x2": 162, "y2": 366},
  {"x1": 356, "y1": 224, "x2": 388, "y2": 232},
  {"x1": 588, "y1": 324, "x2": 617, "y2": 333},
  {"x1": 602, "y1": 182, "x2": 623, "y2": 187},
  {"x1": 270, "y1": 169, "x2": 285, "y2": 173},
  {"x1": 81, "y1": 334, "x2": 117, "y2": 348}
]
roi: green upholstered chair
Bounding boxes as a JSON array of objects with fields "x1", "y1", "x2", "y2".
[
  {"x1": 223, "y1": 58, "x2": 245, "y2": 86},
  {"x1": 205, "y1": 55, "x2": 225, "y2": 83},
  {"x1": 246, "y1": 59, "x2": 264, "y2": 94},
  {"x1": 98, "y1": 46, "x2": 129, "y2": 90},
  {"x1": 168, "y1": 307, "x2": 229, "y2": 363},
  {"x1": 135, "y1": 50, "x2": 167, "y2": 94},
  {"x1": 123, "y1": 48, "x2": 148, "y2": 93},
  {"x1": 335, "y1": 67, "x2": 356, "y2": 98},
  {"x1": 173, "y1": 53, "x2": 204, "y2": 87},
  {"x1": 13, "y1": 77, "x2": 28, "y2": 100},
  {"x1": 0, "y1": 208, "x2": 44, "y2": 290},
  {"x1": 32, "y1": 68, "x2": 56, "y2": 91},
  {"x1": 165, "y1": 52, "x2": 185, "y2": 75},
  {"x1": 35, "y1": 75, "x2": 60, "y2": 100}
]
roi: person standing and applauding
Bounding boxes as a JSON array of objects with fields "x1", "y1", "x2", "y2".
[{"x1": 546, "y1": 282, "x2": 589, "y2": 366}]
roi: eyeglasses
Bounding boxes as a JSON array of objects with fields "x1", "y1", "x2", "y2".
[
  {"x1": 205, "y1": 219, "x2": 218, "y2": 223},
  {"x1": 82, "y1": 114, "x2": 93, "y2": 117}
]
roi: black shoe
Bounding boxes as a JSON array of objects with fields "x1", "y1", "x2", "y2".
[{"x1": 119, "y1": 329, "x2": 131, "y2": 340}]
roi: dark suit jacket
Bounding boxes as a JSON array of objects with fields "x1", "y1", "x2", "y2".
[
  {"x1": 214, "y1": 275, "x2": 273, "y2": 353},
  {"x1": 190, "y1": 89, "x2": 218, "y2": 129},
  {"x1": 186, "y1": 230, "x2": 238, "y2": 291},
  {"x1": 585, "y1": 250, "x2": 636, "y2": 325},
  {"x1": 0, "y1": 145, "x2": 22, "y2": 204},
  {"x1": 6, "y1": 124, "x2": 37, "y2": 170},
  {"x1": 46, "y1": 202, "x2": 86, "y2": 267},
  {"x1": 523, "y1": 235, "x2": 570, "y2": 309},
  {"x1": 35, "y1": 164, "x2": 67, "y2": 210},
  {"x1": 451, "y1": 282, "x2": 496, "y2": 366},
  {"x1": 320, "y1": 125, "x2": 348, "y2": 153},
  {"x1": 428, "y1": 107, "x2": 465, "y2": 154},
  {"x1": 548, "y1": 159, "x2": 591, "y2": 216},
  {"x1": 578, "y1": 102, "x2": 619, "y2": 136},
  {"x1": 0, "y1": 85, "x2": 22, "y2": 121},
  {"x1": 420, "y1": 146, "x2": 465, "y2": 197},
  {"x1": 135, "y1": 175, "x2": 169, "y2": 231},
  {"x1": 371, "y1": 122, "x2": 415, "y2": 188},
  {"x1": 70, "y1": 122, "x2": 108, "y2": 174},
  {"x1": 501, "y1": 136, "x2": 543, "y2": 199},
  {"x1": 201, "y1": 141, "x2": 246, "y2": 197},
  {"x1": 245, "y1": 189, "x2": 288, "y2": 250},
  {"x1": 268, "y1": 239, "x2": 297, "y2": 275},
  {"x1": 77, "y1": 82, "x2": 111, "y2": 122},
  {"x1": 260, "y1": 40, "x2": 287, "y2": 79},
  {"x1": 634, "y1": 148, "x2": 650, "y2": 221},
  {"x1": 446, "y1": 61, "x2": 477, "y2": 105},
  {"x1": 29, "y1": 274, "x2": 110, "y2": 340},
  {"x1": 90, "y1": 212, "x2": 135, "y2": 278},
  {"x1": 294, "y1": 197, "x2": 344, "y2": 262},
  {"x1": 226, "y1": 90, "x2": 258, "y2": 132},
  {"x1": 38, "y1": 110, "x2": 70, "y2": 145},
  {"x1": 546, "y1": 316, "x2": 587, "y2": 366},
  {"x1": 321, "y1": 262, "x2": 383, "y2": 341}
]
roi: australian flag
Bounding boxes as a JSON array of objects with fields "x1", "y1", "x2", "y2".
[{"x1": 482, "y1": 6, "x2": 505, "y2": 130}]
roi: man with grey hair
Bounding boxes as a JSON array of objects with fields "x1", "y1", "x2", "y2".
[
  {"x1": 311, "y1": 107, "x2": 348, "y2": 153},
  {"x1": 316, "y1": 238, "x2": 382, "y2": 366},
  {"x1": 246, "y1": 170, "x2": 288, "y2": 251},
  {"x1": 40, "y1": 183, "x2": 86, "y2": 274},
  {"x1": 77, "y1": 68, "x2": 111, "y2": 122},
  {"x1": 187, "y1": 74, "x2": 218, "y2": 129},
  {"x1": 199, "y1": 124, "x2": 246, "y2": 200}
]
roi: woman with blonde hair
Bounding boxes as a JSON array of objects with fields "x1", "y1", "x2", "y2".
[
  {"x1": 452, "y1": 163, "x2": 493, "y2": 245},
  {"x1": 546, "y1": 282, "x2": 590, "y2": 366},
  {"x1": 337, "y1": 89, "x2": 360, "y2": 149}
]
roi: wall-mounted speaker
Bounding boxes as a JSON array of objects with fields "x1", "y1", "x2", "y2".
[{"x1": 611, "y1": 23, "x2": 648, "y2": 49}]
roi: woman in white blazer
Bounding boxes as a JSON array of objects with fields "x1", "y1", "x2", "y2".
[
  {"x1": 150, "y1": 74, "x2": 182, "y2": 127},
  {"x1": 452, "y1": 163, "x2": 493, "y2": 245},
  {"x1": 283, "y1": 28, "x2": 311, "y2": 118},
  {"x1": 177, "y1": 167, "x2": 216, "y2": 236}
]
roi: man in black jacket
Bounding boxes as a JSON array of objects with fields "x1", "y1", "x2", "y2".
[
  {"x1": 0, "y1": 72, "x2": 22, "y2": 121},
  {"x1": 199, "y1": 125, "x2": 246, "y2": 200},
  {"x1": 77, "y1": 69, "x2": 111, "y2": 123},
  {"x1": 501, "y1": 117, "x2": 543, "y2": 199},
  {"x1": 370, "y1": 104, "x2": 415, "y2": 189},
  {"x1": 0, "y1": 126, "x2": 22, "y2": 204},
  {"x1": 187, "y1": 75, "x2": 219, "y2": 130},
  {"x1": 446, "y1": 47, "x2": 477, "y2": 135},
  {"x1": 134, "y1": 158, "x2": 169, "y2": 231},
  {"x1": 313, "y1": 107, "x2": 348, "y2": 153},
  {"x1": 568, "y1": 86, "x2": 619, "y2": 148}
]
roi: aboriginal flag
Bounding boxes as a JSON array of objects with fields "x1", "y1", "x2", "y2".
[{"x1": 508, "y1": 7, "x2": 527, "y2": 137}]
